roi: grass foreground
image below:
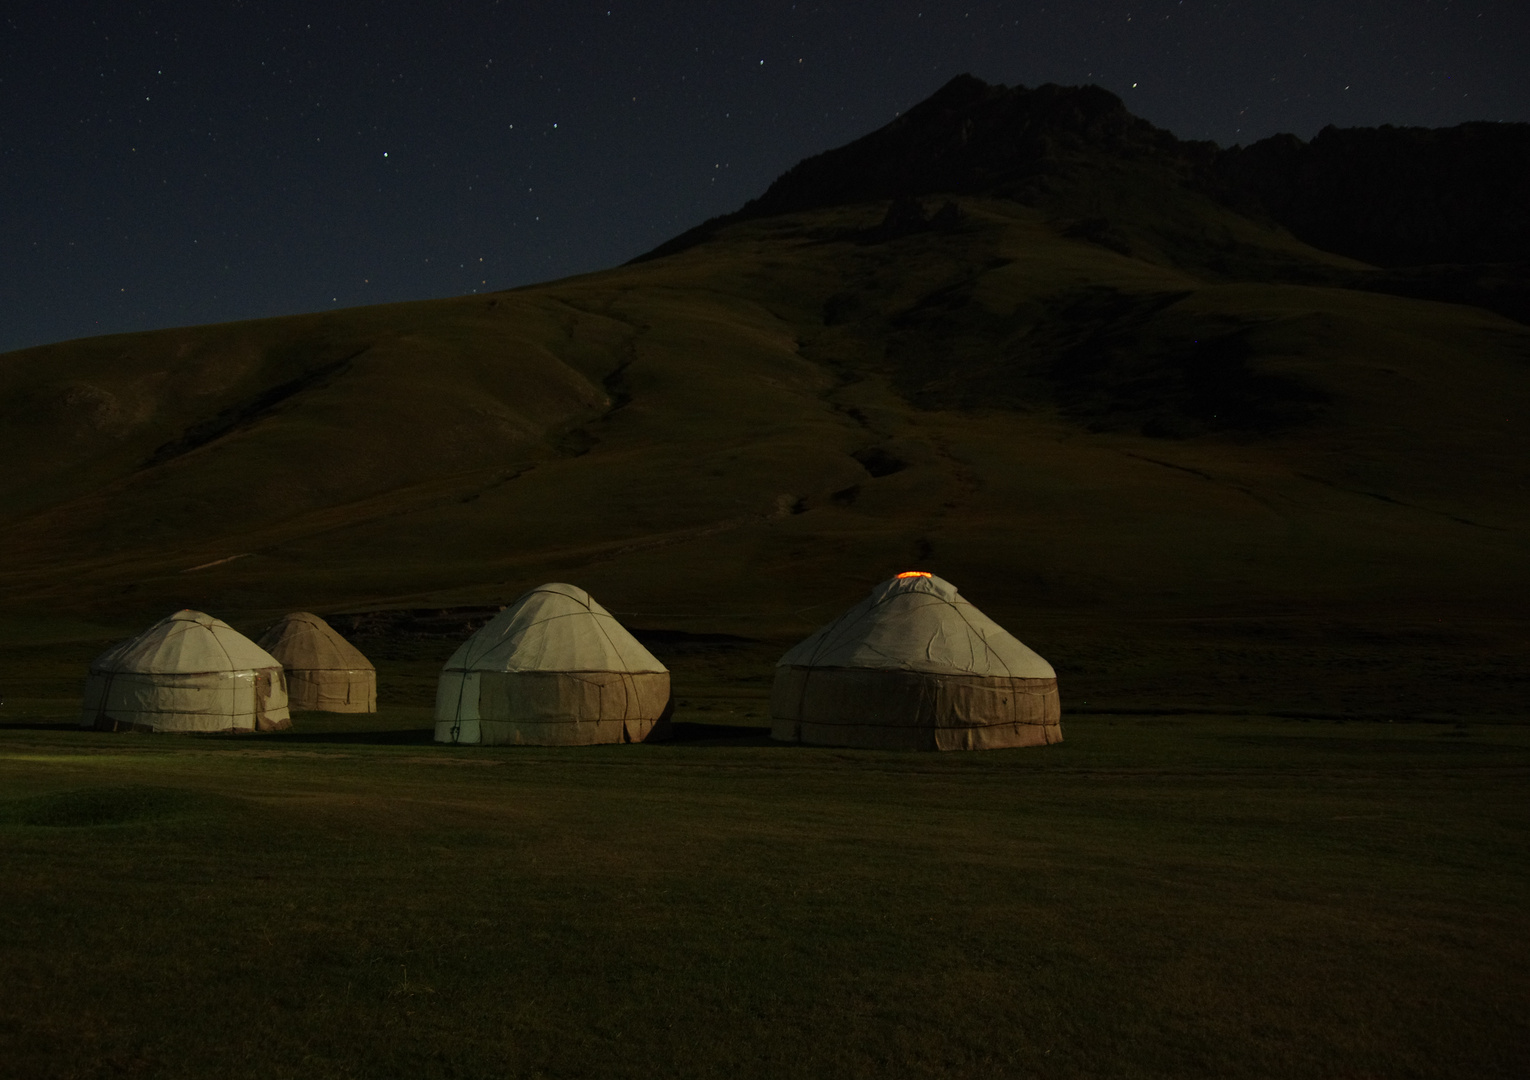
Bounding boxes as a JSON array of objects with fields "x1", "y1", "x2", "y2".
[{"x1": 2, "y1": 702, "x2": 1527, "y2": 1079}]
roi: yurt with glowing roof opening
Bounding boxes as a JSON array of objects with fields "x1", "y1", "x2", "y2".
[
  {"x1": 257, "y1": 612, "x2": 376, "y2": 713},
  {"x1": 771, "y1": 572, "x2": 1061, "y2": 751},
  {"x1": 81, "y1": 609, "x2": 291, "y2": 733},
  {"x1": 435, "y1": 583, "x2": 671, "y2": 746}
]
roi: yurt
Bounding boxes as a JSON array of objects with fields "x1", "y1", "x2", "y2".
[
  {"x1": 81, "y1": 609, "x2": 291, "y2": 733},
  {"x1": 435, "y1": 583, "x2": 670, "y2": 746},
  {"x1": 771, "y1": 572, "x2": 1061, "y2": 751},
  {"x1": 257, "y1": 612, "x2": 376, "y2": 713}
]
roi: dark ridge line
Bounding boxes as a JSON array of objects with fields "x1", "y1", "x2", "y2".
[
  {"x1": 141, "y1": 347, "x2": 368, "y2": 469},
  {"x1": 1116, "y1": 451, "x2": 1218, "y2": 482},
  {"x1": 1297, "y1": 472, "x2": 1510, "y2": 531},
  {"x1": 627, "y1": 74, "x2": 1530, "y2": 271},
  {"x1": 456, "y1": 464, "x2": 538, "y2": 504}
]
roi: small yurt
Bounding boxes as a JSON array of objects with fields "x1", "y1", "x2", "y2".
[
  {"x1": 81, "y1": 609, "x2": 291, "y2": 733},
  {"x1": 771, "y1": 572, "x2": 1060, "y2": 751},
  {"x1": 257, "y1": 612, "x2": 376, "y2": 713},
  {"x1": 435, "y1": 583, "x2": 670, "y2": 746}
]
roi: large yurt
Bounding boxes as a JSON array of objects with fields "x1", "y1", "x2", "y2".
[
  {"x1": 771, "y1": 572, "x2": 1061, "y2": 751},
  {"x1": 257, "y1": 612, "x2": 376, "y2": 713},
  {"x1": 435, "y1": 583, "x2": 671, "y2": 746},
  {"x1": 81, "y1": 609, "x2": 291, "y2": 733}
]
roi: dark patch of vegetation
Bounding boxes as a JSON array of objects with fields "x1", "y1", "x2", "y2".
[
  {"x1": 1062, "y1": 216, "x2": 1133, "y2": 256},
  {"x1": 602, "y1": 349, "x2": 636, "y2": 411},
  {"x1": 666, "y1": 720, "x2": 774, "y2": 744},
  {"x1": 1, "y1": 786, "x2": 225, "y2": 828},
  {"x1": 1349, "y1": 262, "x2": 1530, "y2": 327},
  {"x1": 142, "y1": 346, "x2": 363, "y2": 468},
  {"x1": 881, "y1": 280, "x2": 1328, "y2": 436},
  {"x1": 851, "y1": 447, "x2": 908, "y2": 477},
  {"x1": 554, "y1": 426, "x2": 598, "y2": 457},
  {"x1": 1040, "y1": 292, "x2": 1330, "y2": 437},
  {"x1": 858, "y1": 196, "x2": 963, "y2": 244},
  {"x1": 332, "y1": 607, "x2": 506, "y2": 644},
  {"x1": 266, "y1": 727, "x2": 435, "y2": 746},
  {"x1": 821, "y1": 291, "x2": 868, "y2": 326}
]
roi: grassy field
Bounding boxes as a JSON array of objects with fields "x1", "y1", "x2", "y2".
[
  {"x1": 3, "y1": 640, "x2": 1529, "y2": 1079},
  {"x1": 2, "y1": 708, "x2": 1526, "y2": 1079}
]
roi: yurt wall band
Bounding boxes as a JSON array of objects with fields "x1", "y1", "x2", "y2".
[
  {"x1": 436, "y1": 583, "x2": 670, "y2": 746},
  {"x1": 82, "y1": 609, "x2": 291, "y2": 734},
  {"x1": 771, "y1": 572, "x2": 1061, "y2": 751},
  {"x1": 257, "y1": 611, "x2": 377, "y2": 713}
]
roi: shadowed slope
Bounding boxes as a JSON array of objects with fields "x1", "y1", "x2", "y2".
[{"x1": 1218, "y1": 122, "x2": 1530, "y2": 266}]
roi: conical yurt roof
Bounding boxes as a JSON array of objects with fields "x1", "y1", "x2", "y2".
[
  {"x1": 257, "y1": 612, "x2": 374, "y2": 671},
  {"x1": 779, "y1": 573, "x2": 1054, "y2": 678},
  {"x1": 445, "y1": 583, "x2": 666, "y2": 674},
  {"x1": 91, "y1": 609, "x2": 282, "y2": 675}
]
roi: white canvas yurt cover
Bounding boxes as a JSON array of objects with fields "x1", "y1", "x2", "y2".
[
  {"x1": 82, "y1": 609, "x2": 291, "y2": 733},
  {"x1": 257, "y1": 612, "x2": 376, "y2": 713},
  {"x1": 435, "y1": 583, "x2": 671, "y2": 746},
  {"x1": 771, "y1": 572, "x2": 1061, "y2": 750}
]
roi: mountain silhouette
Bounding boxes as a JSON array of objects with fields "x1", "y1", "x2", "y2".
[{"x1": 645, "y1": 75, "x2": 1530, "y2": 273}]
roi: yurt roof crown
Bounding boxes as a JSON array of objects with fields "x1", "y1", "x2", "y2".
[
  {"x1": 92, "y1": 609, "x2": 281, "y2": 674},
  {"x1": 778, "y1": 573, "x2": 1054, "y2": 679},
  {"x1": 444, "y1": 583, "x2": 665, "y2": 674}
]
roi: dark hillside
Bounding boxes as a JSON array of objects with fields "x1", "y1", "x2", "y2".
[
  {"x1": 1218, "y1": 122, "x2": 1530, "y2": 266},
  {"x1": 644, "y1": 76, "x2": 1530, "y2": 288}
]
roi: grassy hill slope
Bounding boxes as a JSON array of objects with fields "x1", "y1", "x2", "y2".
[{"x1": 1, "y1": 87, "x2": 1526, "y2": 720}]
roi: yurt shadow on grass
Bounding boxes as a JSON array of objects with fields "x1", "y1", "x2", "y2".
[
  {"x1": 435, "y1": 583, "x2": 671, "y2": 746},
  {"x1": 771, "y1": 572, "x2": 1061, "y2": 751},
  {"x1": 81, "y1": 609, "x2": 290, "y2": 734}
]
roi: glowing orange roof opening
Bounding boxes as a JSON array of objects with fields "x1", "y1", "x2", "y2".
[{"x1": 896, "y1": 571, "x2": 933, "y2": 579}]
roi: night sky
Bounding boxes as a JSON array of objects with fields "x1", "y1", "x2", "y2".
[{"x1": 4, "y1": 1, "x2": 1526, "y2": 354}]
